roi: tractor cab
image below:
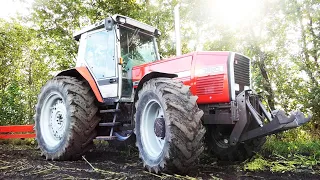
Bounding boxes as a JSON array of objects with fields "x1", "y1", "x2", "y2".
[{"x1": 73, "y1": 15, "x2": 161, "y2": 101}]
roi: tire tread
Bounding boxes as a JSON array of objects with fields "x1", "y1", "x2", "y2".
[
  {"x1": 35, "y1": 76, "x2": 100, "y2": 160},
  {"x1": 135, "y1": 78, "x2": 205, "y2": 173}
]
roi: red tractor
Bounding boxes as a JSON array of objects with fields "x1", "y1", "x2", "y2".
[{"x1": 35, "y1": 15, "x2": 311, "y2": 173}]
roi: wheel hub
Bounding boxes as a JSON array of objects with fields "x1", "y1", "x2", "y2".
[
  {"x1": 49, "y1": 100, "x2": 66, "y2": 140},
  {"x1": 154, "y1": 117, "x2": 165, "y2": 138},
  {"x1": 211, "y1": 126, "x2": 232, "y2": 149},
  {"x1": 141, "y1": 99, "x2": 166, "y2": 159},
  {"x1": 40, "y1": 92, "x2": 68, "y2": 149}
]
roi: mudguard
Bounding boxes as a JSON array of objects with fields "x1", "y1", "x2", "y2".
[
  {"x1": 133, "y1": 71, "x2": 177, "y2": 102},
  {"x1": 57, "y1": 67, "x2": 103, "y2": 102}
]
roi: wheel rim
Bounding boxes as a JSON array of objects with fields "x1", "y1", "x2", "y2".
[
  {"x1": 141, "y1": 99, "x2": 166, "y2": 159},
  {"x1": 40, "y1": 92, "x2": 68, "y2": 149},
  {"x1": 211, "y1": 125, "x2": 231, "y2": 149}
]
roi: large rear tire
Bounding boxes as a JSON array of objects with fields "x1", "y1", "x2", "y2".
[
  {"x1": 35, "y1": 76, "x2": 100, "y2": 160},
  {"x1": 206, "y1": 125, "x2": 266, "y2": 161},
  {"x1": 135, "y1": 78, "x2": 206, "y2": 173}
]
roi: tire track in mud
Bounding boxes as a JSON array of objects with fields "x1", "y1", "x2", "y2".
[{"x1": 0, "y1": 144, "x2": 319, "y2": 179}]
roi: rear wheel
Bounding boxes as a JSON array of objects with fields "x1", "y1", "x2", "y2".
[
  {"x1": 135, "y1": 78, "x2": 206, "y2": 173},
  {"x1": 206, "y1": 125, "x2": 266, "y2": 161},
  {"x1": 35, "y1": 76, "x2": 100, "y2": 160}
]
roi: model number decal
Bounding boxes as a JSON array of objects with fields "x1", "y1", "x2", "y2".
[
  {"x1": 196, "y1": 65, "x2": 224, "y2": 76},
  {"x1": 176, "y1": 70, "x2": 191, "y2": 78}
]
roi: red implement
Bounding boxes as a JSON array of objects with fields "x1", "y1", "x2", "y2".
[{"x1": 0, "y1": 125, "x2": 35, "y2": 139}]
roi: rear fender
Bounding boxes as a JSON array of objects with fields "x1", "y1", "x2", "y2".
[
  {"x1": 131, "y1": 72, "x2": 177, "y2": 126},
  {"x1": 57, "y1": 67, "x2": 103, "y2": 102}
]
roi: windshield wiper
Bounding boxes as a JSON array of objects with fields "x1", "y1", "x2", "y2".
[{"x1": 128, "y1": 28, "x2": 140, "y2": 48}]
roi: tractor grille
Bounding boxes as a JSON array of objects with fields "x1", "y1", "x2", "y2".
[
  {"x1": 234, "y1": 54, "x2": 250, "y2": 92},
  {"x1": 196, "y1": 74, "x2": 224, "y2": 95}
]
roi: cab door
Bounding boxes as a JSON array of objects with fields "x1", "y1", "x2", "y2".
[{"x1": 80, "y1": 28, "x2": 118, "y2": 98}]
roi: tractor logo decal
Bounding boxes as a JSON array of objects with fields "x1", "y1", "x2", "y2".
[{"x1": 196, "y1": 65, "x2": 224, "y2": 77}]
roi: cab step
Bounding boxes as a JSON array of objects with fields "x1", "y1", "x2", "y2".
[
  {"x1": 99, "y1": 122, "x2": 121, "y2": 127},
  {"x1": 95, "y1": 136, "x2": 117, "y2": 140},
  {"x1": 100, "y1": 109, "x2": 121, "y2": 113}
]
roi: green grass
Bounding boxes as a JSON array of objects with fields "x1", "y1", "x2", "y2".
[
  {"x1": 244, "y1": 129, "x2": 320, "y2": 173},
  {"x1": 261, "y1": 133, "x2": 320, "y2": 158},
  {"x1": 244, "y1": 154, "x2": 318, "y2": 173},
  {"x1": 0, "y1": 138, "x2": 36, "y2": 146}
]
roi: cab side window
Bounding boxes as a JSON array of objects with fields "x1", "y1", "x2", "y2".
[{"x1": 84, "y1": 30, "x2": 116, "y2": 79}]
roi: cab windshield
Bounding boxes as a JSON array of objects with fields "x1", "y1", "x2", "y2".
[
  {"x1": 120, "y1": 25, "x2": 157, "y2": 97},
  {"x1": 120, "y1": 25, "x2": 157, "y2": 65}
]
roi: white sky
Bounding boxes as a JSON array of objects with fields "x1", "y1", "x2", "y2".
[{"x1": 0, "y1": 0, "x2": 33, "y2": 19}]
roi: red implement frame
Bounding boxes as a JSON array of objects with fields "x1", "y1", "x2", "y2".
[{"x1": 0, "y1": 125, "x2": 35, "y2": 139}]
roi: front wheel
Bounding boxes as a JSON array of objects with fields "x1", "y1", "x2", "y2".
[
  {"x1": 206, "y1": 125, "x2": 266, "y2": 161},
  {"x1": 135, "y1": 78, "x2": 206, "y2": 173}
]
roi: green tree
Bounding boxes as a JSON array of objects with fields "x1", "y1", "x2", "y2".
[
  {"x1": 0, "y1": 19, "x2": 29, "y2": 125},
  {"x1": 31, "y1": 0, "x2": 146, "y2": 69},
  {"x1": 283, "y1": 0, "x2": 320, "y2": 122}
]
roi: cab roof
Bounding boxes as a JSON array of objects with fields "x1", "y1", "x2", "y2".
[{"x1": 73, "y1": 14, "x2": 161, "y2": 41}]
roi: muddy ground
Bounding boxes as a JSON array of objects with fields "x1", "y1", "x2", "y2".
[{"x1": 0, "y1": 143, "x2": 319, "y2": 180}]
